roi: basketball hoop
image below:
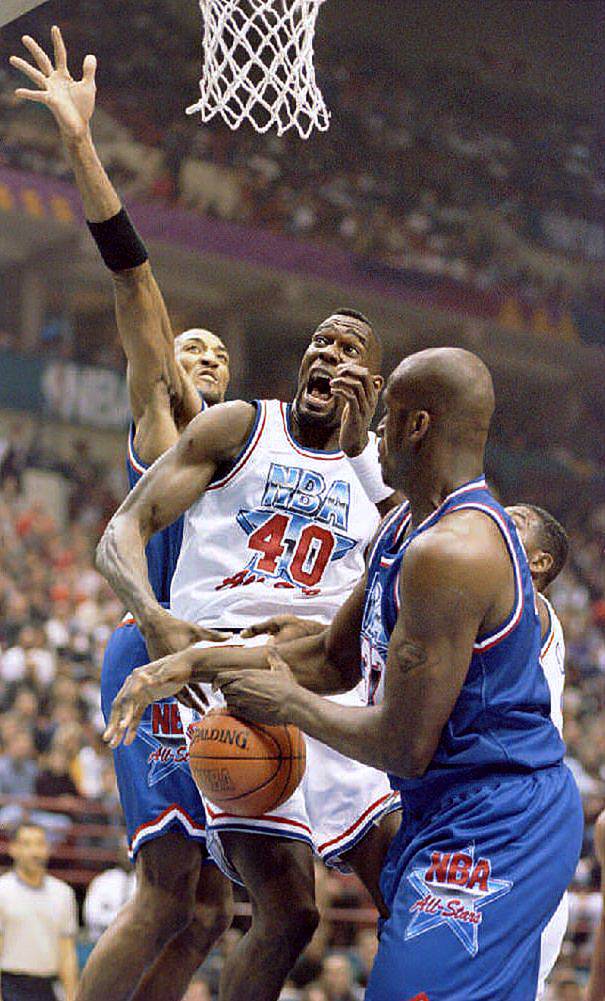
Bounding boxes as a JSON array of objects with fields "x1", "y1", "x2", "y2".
[{"x1": 186, "y1": 0, "x2": 330, "y2": 139}]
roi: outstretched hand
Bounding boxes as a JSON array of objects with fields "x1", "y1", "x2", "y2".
[
  {"x1": 103, "y1": 646, "x2": 202, "y2": 748},
  {"x1": 10, "y1": 26, "x2": 97, "y2": 141}
]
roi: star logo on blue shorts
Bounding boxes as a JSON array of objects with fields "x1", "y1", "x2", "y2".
[{"x1": 405, "y1": 844, "x2": 513, "y2": 957}]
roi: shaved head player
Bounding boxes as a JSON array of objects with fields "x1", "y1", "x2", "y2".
[{"x1": 112, "y1": 347, "x2": 584, "y2": 1000}]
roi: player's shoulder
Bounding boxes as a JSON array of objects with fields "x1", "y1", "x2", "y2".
[
  {"x1": 413, "y1": 507, "x2": 499, "y2": 563},
  {"x1": 183, "y1": 399, "x2": 258, "y2": 457},
  {"x1": 404, "y1": 509, "x2": 505, "y2": 596}
]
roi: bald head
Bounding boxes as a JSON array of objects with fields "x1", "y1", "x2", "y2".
[
  {"x1": 389, "y1": 347, "x2": 495, "y2": 436},
  {"x1": 379, "y1": 348, "x2": 495, "y2": 493}
]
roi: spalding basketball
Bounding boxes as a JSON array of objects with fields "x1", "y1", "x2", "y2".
[{"x1": 188, "y1": 709, "x2": 306, "y2": 817}]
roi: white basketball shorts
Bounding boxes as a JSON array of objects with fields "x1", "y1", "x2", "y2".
[{"x1": 179, "y1": 636, "x2": 401, "y2": 884}]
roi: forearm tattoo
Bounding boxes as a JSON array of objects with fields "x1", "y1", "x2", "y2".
[{"x1": 391, "y1": 637, "x2": 429, "y2": 675}]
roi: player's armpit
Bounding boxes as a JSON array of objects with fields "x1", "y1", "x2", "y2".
[
  {"x1": 380, "y1": 527, "x2": 495, "y2": 778},
  {"x1": 96, "y1": 401, "x2": 256, "y2": 627}
]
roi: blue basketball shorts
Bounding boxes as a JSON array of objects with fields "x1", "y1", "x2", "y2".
[
  {"x1": 366, "y1": 764, "x2": 583, "y2": 1001},
  {"x1": 101, "y1": 618, "x2": 208, "y2": 860}
]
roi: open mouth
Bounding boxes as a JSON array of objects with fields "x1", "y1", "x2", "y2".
[
  {"x1": 196, "y1": 370, "x2": 217, "y2": 385},
  {"x1": 305, "y1": 370, "x2": 333, "y2": 405}
]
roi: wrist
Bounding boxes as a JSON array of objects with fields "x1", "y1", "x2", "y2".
[
  {"x1": 62, "y1": 126, "x2": 93, "y2": 154},
  {"x1": 139, "y1": 603, "x2": 170, "y2": 634},
  {"x1": 342, "y1": 432, "x2": 369, "y2": 459},
  {"x1": 347, "y1": 438, "x2": 393, "y2": 504},
  {"x1": 287, "y1": 683, "x2": 315, "y2": 727}
]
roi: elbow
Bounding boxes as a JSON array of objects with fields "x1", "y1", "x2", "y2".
[
  {"x1": 391, "y1": 740, "x2": 434, "y2": 780},
  {"x1": 95, "y1": 525, "x2": 111, "y2": 579},
  {"x1": 95, "y1": 514, "x2": 123, "y2": 581}
]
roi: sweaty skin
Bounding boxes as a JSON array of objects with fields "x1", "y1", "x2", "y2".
[
  {"x1": 96, "y1": 314, "x2": 389, "y2": 661},
  {"x1": 104, "y1": 347, "x2": 515, "y2": 786}
]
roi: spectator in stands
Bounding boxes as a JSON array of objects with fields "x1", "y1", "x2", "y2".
[
  {"x1": 0, "y1": 823, "x2": 78, "y2": 1001},
  {"x1": 320, "y1": 953, "x2": 363, "y2": 1001},
  {"x1": 0, "y1": 728, "x2": 37, "y2": 796},
  {"x1": 83, "y1": 845, "x2": 135, "y2": 945},
  {"x1": 302, "y1": 985, "x2": 329, "y2": 1001},
  {"x1": 35, "y1": 745, "x2": 79, "y2": 798}
]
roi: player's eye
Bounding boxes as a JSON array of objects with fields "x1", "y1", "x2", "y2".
[
  {"x1": 345, "y1": 344, "x2": 360, "y2": 356},
  {"x1": 313, "y1": 335, "x2": 327, "y2": 345}
]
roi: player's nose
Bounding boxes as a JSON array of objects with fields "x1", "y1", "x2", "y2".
[{"x1": 316, "y1": 341, "x2": 339, "y2": 364}]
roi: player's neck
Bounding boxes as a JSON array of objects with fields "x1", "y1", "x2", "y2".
[
  {"x1": 406, "y1": 457, "x2": 484, "y2": 528},
  {"x1": 289, "y1": 406, "x2": 340, "y2": 452}
]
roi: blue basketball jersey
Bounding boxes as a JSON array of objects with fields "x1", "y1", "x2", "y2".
[
  {"x1": 126, "y1": 418, "x2": 204, "y2": 603},
  {"x1": 103, "y1": 407, "x2": 210, "y2": 858},
  {"x1": 360, "y1": 476, "x2": 566, "y2": 803}
]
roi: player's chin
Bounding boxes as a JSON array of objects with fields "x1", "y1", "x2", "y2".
[
  {"x1": 297, "y1": 392, "x2": 340, "y2": 426},
  {"x1": 196, "y1": 382, "x2": 223, "y2": 406}
]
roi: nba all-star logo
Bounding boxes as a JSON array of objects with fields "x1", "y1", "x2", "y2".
[
  {"x1": 137, "y1": 701, "x2": 191, "y2": 787},
  {"x1": 405, "y1": 845, "x2": 513, "y2": 957},
  {"x1": 221, "y1": 462, "x2": 356, "y2": 593}
]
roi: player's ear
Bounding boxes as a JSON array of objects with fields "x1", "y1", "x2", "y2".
[
  {"x1": 408, "y1": 409, "x2": 430, "y2": 443},
  {"x1": 372, "y1": 374, "x2": 384, "y2": 392},
  {"x1": 531, "y1": 550, "x2": 553, "y2": 579}
]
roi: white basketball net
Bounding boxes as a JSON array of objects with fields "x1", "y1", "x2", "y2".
[{"x1": 186, "y1": 0, "x2": 330, "y2": 139}]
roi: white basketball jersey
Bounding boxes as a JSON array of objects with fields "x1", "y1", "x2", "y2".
[
  {"x1": 170, "y1": 400, "x2": 381, "y2": 631},
  {"x1": 540, "y1": 595, "x2": 565, "y2": 736}
]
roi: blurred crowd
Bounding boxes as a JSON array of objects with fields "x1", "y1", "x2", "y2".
[
  {"x1": 0, "y1": 1, "x2": 603, "y2": 346},
  {"x1": 0, "y1": 398, "x2": 603, "y2": 998}
]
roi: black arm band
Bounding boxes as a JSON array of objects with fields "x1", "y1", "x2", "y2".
[{"x1": 87, "y1": 208, "x2": 149, "y2": 272}]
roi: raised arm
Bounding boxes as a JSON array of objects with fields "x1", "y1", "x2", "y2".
[
  {"x1": 10, "y1": 28, "x2": 196, "y2": 440},
  {"x1": 96, "y1": 400, "x2": 256, "y2": 651}
]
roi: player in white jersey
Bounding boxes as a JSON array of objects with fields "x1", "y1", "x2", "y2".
[
  {"x1": 507, "y1": 502, "x2": 570, "y2": 999},
  {"x1": 97, "y1": 311, "x2": 401, "y2": 1001}
]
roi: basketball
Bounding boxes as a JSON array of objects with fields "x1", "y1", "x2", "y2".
[{"x1": 188, "y1": 709, "x2": 306, "y2": 817}]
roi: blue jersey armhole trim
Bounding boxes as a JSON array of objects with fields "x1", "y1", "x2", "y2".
[
  {"x1": 207, "y1": 400, "x2": 261, "y2": 487},
  {"x1": 127, "y1": 422, "x2": 149, "y2": 476},
  {"x1": 458, "y1": 502, "x2": 524, "y2": 649},
  {"x1": 127, "y1": 395, "x2": 208, "y2": 478}
]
